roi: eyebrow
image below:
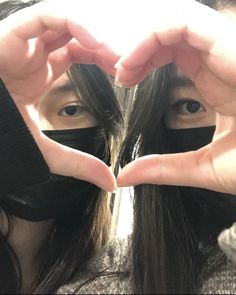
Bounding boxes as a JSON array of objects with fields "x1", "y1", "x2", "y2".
[
  {"x1": 48, "y1": 82, "x2": 75, "y2": 97},
  {"x1": 170, "y1": 76, "x2": 195, "y2": 89}
]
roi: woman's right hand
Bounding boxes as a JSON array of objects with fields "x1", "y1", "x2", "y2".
[
  {"x1": 116, "y1": 0, "x2": 236, "y2": 196},
  {"x1": 0, "y1": 1, "x2": 119, "y2": 191}
]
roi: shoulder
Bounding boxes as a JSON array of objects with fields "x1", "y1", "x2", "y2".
[
  {"x1": 200, "y1": 250, "x2": 236, "y2": 294},
  {"x1": 57, "y1": 238, "x2": 132, "y2": 294},
  {"x1": 200, "y1": 223, "x2": 236, "y2": 294}
]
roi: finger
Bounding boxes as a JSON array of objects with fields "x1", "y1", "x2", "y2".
[
  {"x1": 44, "y1": 33, "x2": 73, "y2": 53},
  {"x1": 214, "y1": 114, "x2": 236, "y2": 139},
  {"x1": 68, "y1": 41, "x2": 119, "y2": 75},
  {"x1": 3, "y1": 40, "x2": 117, "y2": 103},
  {"x1": 39, "y1": 135, "x2": 116, "y2": 192},
  {"x1": 48, "y1": 42, "x2": 105, "y2": 81},
  {"x1": 0, "y1": 2, "x2": 102, "y2": 70},
  {"x1": 117, "y1": 151, "x2": 222, "y2": 192},
  {"x1": 114, "y1": 44, "x2": 178, "y2": 86},
  {"x1": 115, "y1": 0, "x2": 236, "y2": 86},
  {"x1": 115, "y1": 62, "x2": 154, "y2": 87},
  {"x1": 0, "y1": 1, "x2": 119, "y2": 77},
  {"x1": 94, "y1": 45, "x2": 120, "y2": 75},
  {"x1": 48, "y1": 47, "x2": 71, "y2": 81},
  {"x1": 1, "y1": 2, "x2": 100, "y2": 48},
  {"x1": 40, "y1": 30, "x2": 70, "y2": 43},
  {"x1": 0, "y1": 0, "x2": 108, "y2": 75}
]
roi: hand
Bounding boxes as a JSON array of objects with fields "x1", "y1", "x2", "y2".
[
  {"x1": 0, "y1": 1, "x2": 119, "y2": 191},
  {"x1": 117, "y1": 0, "x2": 236, "y2": 195}
]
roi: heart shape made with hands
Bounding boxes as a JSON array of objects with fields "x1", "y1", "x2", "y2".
[{"x1": 2, "y1": 0, "x2": 236, "y2": 196}]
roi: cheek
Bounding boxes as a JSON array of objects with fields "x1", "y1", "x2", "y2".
[
  {"x1": 164, "y1": 112, "x2": 174, "y2": 129},
  {"x1": 199, "y1": 111, "x2": 217, "y2": 127},
  {"x1": 76, "y1": 113, "x2": 98, "y2": 128},
  {"x1": 39, "y1": 112, "x2": 98, "y2": 131},
  {"x1": 37, "y1": 108, "x2": 56, "y2": 130},
  {"x1": 28, "y1": 105, "x2": 54, "y2": 130},
  {"x1": 164, "y1": 110, "x2": 217, "y2": 129},
  {"x1": 38, "y1": 117, "x2": 54, "y2": 130}
]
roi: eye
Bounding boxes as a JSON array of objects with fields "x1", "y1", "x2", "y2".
[
  {"x1": 58, "y1": 105, "x2": 87, "y2": 117},
  {"x1": 173, "y1": 99, "x2": 206, "y2": 115}
]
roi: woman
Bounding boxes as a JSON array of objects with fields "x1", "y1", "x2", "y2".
[
  {"x1": 0, "y1": 1, "x2": 123, "y2": 293},
  {"x1": 118, "y1": 0, "x2": 236, "y2": 293}
]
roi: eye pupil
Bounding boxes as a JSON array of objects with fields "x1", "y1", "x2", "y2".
[
  {"x1": 186, "y1": 101, "x2": 200, "y2": 113},
  {"x1": 64, "y1": 106, "x2": 77, "y2": 116}
]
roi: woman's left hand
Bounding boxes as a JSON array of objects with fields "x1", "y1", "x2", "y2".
[
  {"x1": 116, "y1": 0, "x2": 236, "y2": 195},
  {"x1": 0, "y1": 1, "x2": 119, "y2": 192}
]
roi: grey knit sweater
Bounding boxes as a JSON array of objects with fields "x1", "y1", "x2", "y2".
[
  {"x1": 57, "y1": 224, "x2": 236, "y2": 294},
  {"x1": 57, "y1": 238, "x2": 132, "y2": 294}
]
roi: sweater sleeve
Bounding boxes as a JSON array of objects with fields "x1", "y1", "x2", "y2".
[{"x1": 0, "y1": 80, "x2": 50, "y2": 195}]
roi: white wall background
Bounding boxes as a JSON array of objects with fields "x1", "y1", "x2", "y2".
[{"x1": 111, "y1": 187, "x2": 133, "y2": 239}]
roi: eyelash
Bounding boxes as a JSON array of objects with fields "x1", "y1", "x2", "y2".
[
  {"x1": 172, "y1": 99, "x2": 206, "y2": 115},
  {"x1": 58, "y1": 104, "x2": 88, "y2": 117}
]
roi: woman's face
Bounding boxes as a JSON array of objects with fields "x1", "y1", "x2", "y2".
[
  {"x1": 164, "y1": 67, "x2": 216, "y2": 129},
  {"x1": 35, "y1": 73, "x2": 97, "y2": 130}
]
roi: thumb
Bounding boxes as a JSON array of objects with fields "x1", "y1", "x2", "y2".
[
  {"x1": 39, "y1": 134, "x2": 116, "y2": 192},
  {"x1": 19, "y1": 105, "x2": 116, "y2": 192},
  {"x1": 117, "y1": 150, "x2": 215, "y2": 190}
]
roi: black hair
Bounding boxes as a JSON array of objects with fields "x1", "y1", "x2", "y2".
[
  {"x1": 0, "y1": 1, "x2": 123, "y2": 293},
  {"x1": 120, "y1": 0, "x2": 236, "y2": 293}
]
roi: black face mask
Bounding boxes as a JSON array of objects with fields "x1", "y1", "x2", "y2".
[
  {"x1": 165, "y1": 126, "x2": 216, "y2": 153},
  {"x1": 1, "y1": 126, "x2": 110, "y2": 221},
  {"x1": 165, "y1": 126, "x2": 236, "y2": 242}
]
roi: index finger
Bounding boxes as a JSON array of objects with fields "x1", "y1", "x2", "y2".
[
  {"x1": 0, "y1": 1, "x2": 101, "y2": 49},
  {"x1": 115, "y1": 0, "x2": 236, "y2": 86}
]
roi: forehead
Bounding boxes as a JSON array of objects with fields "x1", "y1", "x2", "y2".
[
  {"x1": 40, "y1": 72, "x2": 77, "y2": 105},
  {"x1": 169, "y1": 67, "x2": 194, "y2": 88},
  {"x1": 50, "y1": 73, "x2": 71, "y2": 89},
  {"x1": 42, "y1": 72, "x2": 77, "y2": 99}
]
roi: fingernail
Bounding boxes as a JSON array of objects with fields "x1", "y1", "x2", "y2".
[
  {"x1": 114, "y1": 76, "x2": 124, "y2": 87},
  {"x1": 109, "y1": 176, "x2": 117, "y2": 193},
  {"x1": 114, "y1": 60, "x2": 122, "y2": 69},
  {"x1": 102, "y1": 183, "x2": 115, "y2": 193},
  {"x1": 115, "y1": 80, "x2": 124, "y2": 88},
  {"x1": 116, "y1": 176, "x2": 123, "y2": 187}
]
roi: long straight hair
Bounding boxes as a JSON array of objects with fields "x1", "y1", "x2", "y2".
[
  {"x1": 120, "y1": 1, "x2": 236, "y2": 292},
  {"x1": 0, "y1": 1, "x2": 123, "y2": 293}
]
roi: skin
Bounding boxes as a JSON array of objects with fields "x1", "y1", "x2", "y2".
[
  {"x1": 37, "y1": 73, "x2": 97, "y2": 130},
  {"x1": 1, "y1": 73, "x2": 98, "y2": 292},
  {"x1": 116, "y1": 1, "x2": 236, "y2": 196}
]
